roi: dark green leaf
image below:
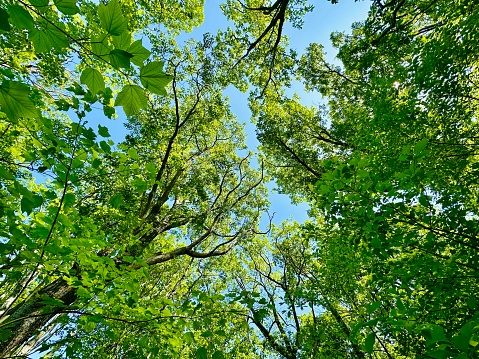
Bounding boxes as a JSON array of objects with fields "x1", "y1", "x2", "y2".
[
  {"x1": 196, "y1": 347, "x2": 207, "y2": 359},
  {"x1": 98, "y1": 0, "x2": 128, "y2": 36},
  {"x1": 98, "y1": 125, "x2": 110, "y2": 137},
  {"x1": 414, "y1": 138, "x2": 428, "y2": 154},
  {"x1": 140, "y1": 61, "x2": 172, "y2": 95},
  {"x1": 0, "y1": 81, "x2": 39, "y2": 120},
  {"x1": 109, "y1": 49, "x2": 133, "y2": 69},
  {"x1": 0, "y1": 8, "x2": 11, "y2": 31},
  {"x1": 114, "y1": 85, "x2": 147, "y2": 116},
  {"x1": 364, "y1": 332, "x2": 375, "y2": 354},
  {"x1": 53, "y1": 0, "x2": 79, "y2": 15},
  {"x1": 0, "y1": 166, "x2": 15, "y2": 180},
  {"x1": 212, "y1": 351, "x2": 225, "y2": 359}
]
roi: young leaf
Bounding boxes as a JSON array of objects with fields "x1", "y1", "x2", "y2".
[
  {"x1": 53, "y1": 0, "x2": 79, "y2": 15},
  {"x1": 80, "y1": 68, "x2": 105, "y2": 95},
  {"x1": 139, "y1": 61, "x2": 173, "y2": 95},
  {"x1": 0, "y1": 8, "x2": 11, "y2": 32},
  {"x1": 109, "y1": 49, "x2": 133, "y2": 69},
  {"x1": 8, "y1": 5, "x2": 34, "y2": 31},
  {"x1": 114, "y1": 85, "x2": 147, "y2": 116},
  {"x1": 0, "y1": 81, "x2": 39, "y2": 120},
  {"x1": 98, "y1": 0, "x2": 128, "y2": 36},
  {"x1": 127, "y1": 39, "x2": 151, "y2": 66}
]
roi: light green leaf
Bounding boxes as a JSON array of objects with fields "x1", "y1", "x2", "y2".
[
  {"x1": 127, "y1": 40, "x2": 151, "y2": 66},
  {"x1": 91, "y1": 33, "x2": 111, "y2": 57},
  {"x1": 8, "y1": 5, "x2": 34, "y2": 31},
  {"x1": 184, "y1": 332, "x2": 194, "y2": 344},
  {"x1": 140, "y1": 61, "x2": 173, "y2": 95},
  {"x1": 114, "y1": 85, "x2": 147, "y2": 116},
  {"x1": 109, "y1": 49, "x2": 133, "y2": 69},
  {"x1": 53, "y1": 0, "x2": 79, "y2": 15},
  {"x1": 0, "y1": 8, "x2": 11, "y2": 31},
  {"x1": 0, "y1": 81, "x2": 39, "y2": 120},
  {"x1": 364, "y1": 332, "x2": 375, "y2": 354},
  {"x1": 30, "y1": 24, "x2": 69, "y2": 52},
  {"x1": 80, "y1": 68, "x2": 105, "y2": 95},
  {"x1": 112, "y1": 31, "x2": 131, "y2": 50},
  {"x1": 98, "y1": 125, "x2": 110, "y2": 137},
  {"x1": 98, "y1": 0, "x2": 128, "y2": 36}
]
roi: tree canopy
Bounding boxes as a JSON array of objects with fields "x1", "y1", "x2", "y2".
[{"x1": 1, "y1": 0, "x2": 478, "y2": 358}]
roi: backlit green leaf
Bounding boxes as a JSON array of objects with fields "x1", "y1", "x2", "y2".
[
  {"x1": 0, "y1": 81, "x2": 39, "y2": 120},
  {"x1": 140, "y1": 61, "x2": 173, "y2": 95},
  {"x1": 112, "y1": 31, "x2": 132, "y2": 50},
  {"x1": 109, "y1": 49, "x2": 133, "y2": 69},
  {"x1": 98, "y1": 0, "x2": 128, "y2": 36},
  {"x1": 80, "y1": 68, "x2": 105, "y2": 95},
  {"x1": 114, "y1": 85, "x2": 147, "y2": 116},
  {"x1": 364, "y1": 332, "x2": 375, "y2": 354},
  {"x1": 29, "y1": 0, "x2": 49, "y2": 7},
  {"x1": 8, "y1": 5, "x2": 34, "y2": 31},
  {"x1": 127, "y1": 39, "x2": 151, "y2": 66},
  {"x1": 30, "y1": 25, "x2": 69, "y2": 52},
  {"x1": 53, "y1": 0, "x2": 79, "y2": 15}
]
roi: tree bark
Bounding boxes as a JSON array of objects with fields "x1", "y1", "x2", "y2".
[{"x1": 0, "y1": 278, "x2": 77, "y2": 358}]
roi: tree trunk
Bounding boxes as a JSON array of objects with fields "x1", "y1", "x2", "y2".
[{"x1": 0, "y1": 277, "x2": 77, "y2": 358}]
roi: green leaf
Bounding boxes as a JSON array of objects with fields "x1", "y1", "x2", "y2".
[
  {"x1": 109, "y1": 49, "x2": 133, "y2": 69},
  {"x1": 30, "y1": 25, "x2": 69, "y2": 52},
  {"x1": 29, "y1": 0, "x2": 49, "y2": 7},
  {"x1": 98, "y1": 0, "x2": 128, "y2": 36},
  {"x1": 53, "y1": 0, "x2": 79, "y2": 15},
  {"x1": 112, "y1": 31, "x2": 132, "y2": 50},
  {"x1": 114, "y1": 85, "x2": 147, "y2": 116},
  {"x1": 196, "y1": 347, "x2": 207, "y2": 359},
  {"x1": 0, "y1": 81, "x2": 39, "y2": 120},
  {"x1": 367, "y1": 301, "x2": 381, "y2": 314},
  {"x1": 91, "y1": 34, "x2": 111, "y2": 57},
  {"x1": 364, "y1": 332, "x2": 375, "y2": 354},
  {"x1": 212, "y1": 351, "x2": 225, "y2": 359},
  {"x1": 0, "y1": 8, "x2": 11, "y2": 31},
  {"x1": 21, "y1": 195, "x2": 43, "y2": 215},
  {"x1": 8, "y1": 5, "x2": 34, "y2": 31},
  {"x1": 140, "y1": 61, "x2": 173, "y2": 95},
  {"x1": 184, "y1": 331, "x2": 194, "y2": 344},
  {"x1": 80, "y1": 68, "x2": 105, "y2": 95},
  {"x1": 98, "y1": 125, "x2": 110, "y2": 137},
  {"x1": 0, "y1": 166, "x2": 15, "y2": 180},
  {"x1": 127, "y1": 39, "x2": 151, "y2": 66},
  {"x1": 414, "y1": 138, "x2": 428, "y2": 154}
]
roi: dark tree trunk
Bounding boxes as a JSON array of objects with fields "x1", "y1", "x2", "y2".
[{"x1": 0, "y1": 278, "x2": 77, "y2": 358}]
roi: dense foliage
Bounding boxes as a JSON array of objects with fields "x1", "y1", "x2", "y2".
[{"x1": 0, "y1": 0, "x2": 478, "y2": 358}]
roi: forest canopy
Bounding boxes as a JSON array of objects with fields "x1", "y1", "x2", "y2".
[{"x1": 0, "y1": 0, "x2": 479, "y2": 358}]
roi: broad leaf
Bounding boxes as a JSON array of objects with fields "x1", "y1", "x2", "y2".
[
  {"x1": 139, "y1": 61, "x2": 173, "y2": 95},
  {"x1": 112, "y1": 31, "x2": 132, "y2": 50},
  {"x1": 196, "y1": 347, "x2": 207, "y2": 359},
  {"x1": 98, "y1": 0, "x2": 127, "y2": 36},
  {"x1": 53, "y1": 0, "x2": 79, "y2": 15},
  {"x1": 114, "y1": 85, "x2": 147, "y2": 116},
  {"x1": 109, "y1": 49, "x2": 133, "y2": 69},
  {"x1": 80, "y1": 68, "x2": 105, "y2": 95},
  {"x1": 29, "y1": 0, "x2": 49, "y2": 7},
  {"x1": 98, "y1": 125, "x2": 110, "y2": 137},
  {"x1": 91, "y1": 34, "x2": 111, "y2": 57},
  {"x1": 8, "y1": 5, "x2": 34, "y2": 31},
  {"x1": 0, "y1": 8, "x2": 10, "y2": 31},
  {"x1": 364, "y1": 332, "x2": 375, "y2": 354},
  {"x1": 0, "y1": 81, "x2": 39, "y2": 120},
  {"x1": 30, "y1": 25, "x2": 69, "y2": 52},
  {"x1": 127, "y1": 40, "x2": 151, "y2": 66}
]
